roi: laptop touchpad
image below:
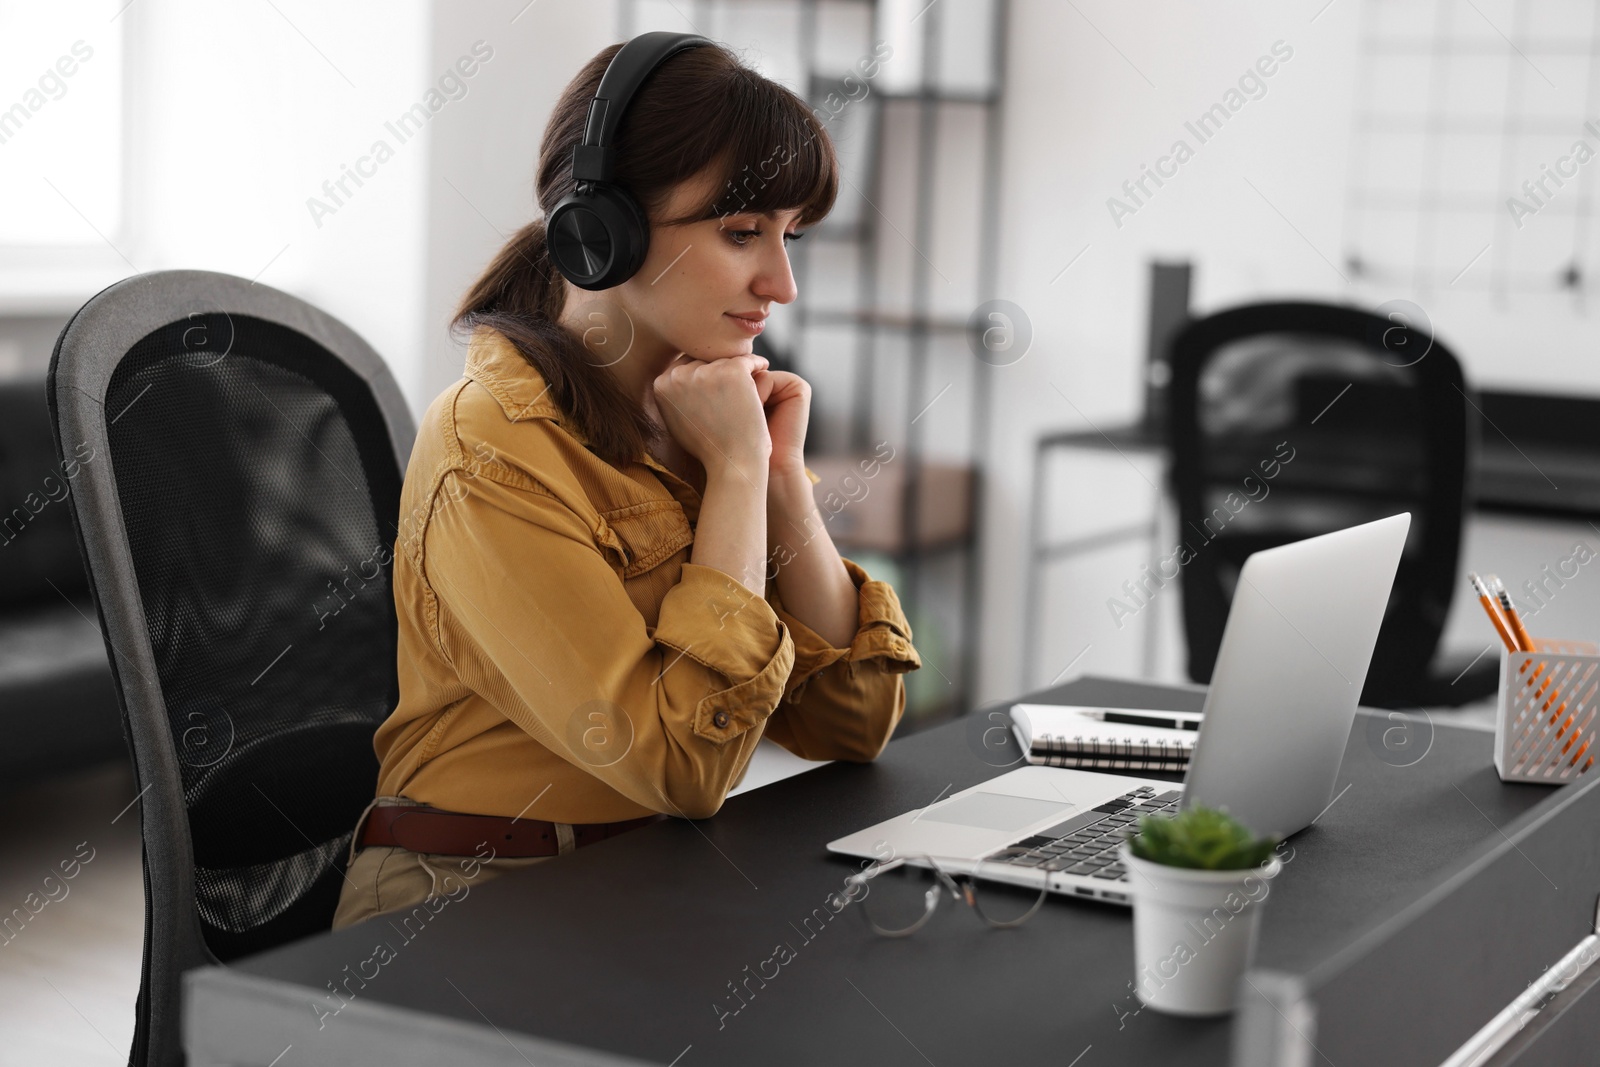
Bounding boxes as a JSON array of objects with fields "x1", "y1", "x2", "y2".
[{"x1": 919, "y1": 792, "x2": 1070, "y2": 831}]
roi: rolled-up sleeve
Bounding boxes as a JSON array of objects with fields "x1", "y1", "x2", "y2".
[
  {"x1": 761, "y1": 556, "x2": 922, "y2": 762},
  {"x1": 423, "y1": 468, "x2": 795, "y2": 819}
]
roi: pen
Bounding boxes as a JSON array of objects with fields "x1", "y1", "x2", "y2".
[
  {"x1": 1469, "y1": 572, "x2": 1517, "y2": 652},
  {"x1": 1087, "y1": 709, "x2": 1202, "y2": 731}
]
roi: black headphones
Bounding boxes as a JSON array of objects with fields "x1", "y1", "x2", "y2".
[{"x1": 546, "y1": 32, "x2": 714, "y2": 291}]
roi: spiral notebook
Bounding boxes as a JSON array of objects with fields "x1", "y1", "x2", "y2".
[{"x1": 1008, "y1": 703, "x2": 1199, "y2": 773}]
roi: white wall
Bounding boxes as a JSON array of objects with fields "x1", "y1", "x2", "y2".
[
  {"x1": 0, "y1": 0, "x2": 622, "y2": 421},
  {"x1": 0, "y1": 1, "x2": 433, "y2": 403},
  {"x1": 973, "y1": 0, "x2": 1600, "y2": 705},
  {"x1": 978, "y1": 1, "x2": 1345, "y2": 701},
  {"x1": 418, "y1": 2, "x2": 618, "y2": 413},
  {"x1": 131, "y1": 1, "x2": 433, "y2": 406}
]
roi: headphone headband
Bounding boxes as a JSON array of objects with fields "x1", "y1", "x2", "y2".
[{"x1": 571, "y1": 31, "x2": 714, "y2": 185}]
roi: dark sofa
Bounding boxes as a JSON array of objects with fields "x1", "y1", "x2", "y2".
[{"x1": 0, "y1": 377, "x2": 126, "y2": 784}]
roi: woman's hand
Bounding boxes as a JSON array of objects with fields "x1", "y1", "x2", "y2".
[
  {"x1": 653, "y1": 353, "x2": 772, "y2": 479},
  {"x1": 752, "y1": 367, "x2": 811, "y2": 480}
]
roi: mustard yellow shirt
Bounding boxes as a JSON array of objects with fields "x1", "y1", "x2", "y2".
[{"x1": 372, "y1": 327, "x2": 922, "y2": 823}]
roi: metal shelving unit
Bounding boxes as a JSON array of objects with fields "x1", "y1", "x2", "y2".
[{"x1": 620, "y1": 0, "x2": 1010, "y2": 726}]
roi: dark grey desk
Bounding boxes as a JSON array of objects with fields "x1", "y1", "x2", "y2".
[{"x1": 185, "y1": 676, "x2": 1563, "y2": 1067}]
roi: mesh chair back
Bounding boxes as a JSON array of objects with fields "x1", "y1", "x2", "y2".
[
  {"x1": 47, "y1": 271, "x2": 414, "y2": 1066},
  {"x1": 1166, "y1": 301, "x2": 1470, "y2": 708}
]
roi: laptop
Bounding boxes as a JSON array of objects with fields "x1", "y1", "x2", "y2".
[{"x1": 827, "y1": 512, "x2": 1411, "y2": 905}]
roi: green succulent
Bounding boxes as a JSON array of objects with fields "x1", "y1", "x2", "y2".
[{"x1": 1126, "y1": 804, "x2": 1279, "y2": 870}]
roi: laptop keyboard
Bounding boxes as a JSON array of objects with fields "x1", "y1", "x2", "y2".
[{"x1": 982, "y1": 786, "x2": 1182, "y2": 883}]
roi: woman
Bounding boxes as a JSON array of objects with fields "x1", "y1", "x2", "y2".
[{"x1": 332, "y1": 38, "x2": 921, "y2": 929}]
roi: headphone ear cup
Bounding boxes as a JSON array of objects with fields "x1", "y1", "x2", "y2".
[{"x1": 547, "y1": 185, "x2": 652, "y2": 291}]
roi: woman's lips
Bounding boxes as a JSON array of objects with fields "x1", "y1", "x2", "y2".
[{"x1": 726, "y1": 313, "x2": 766, "y2": 334}]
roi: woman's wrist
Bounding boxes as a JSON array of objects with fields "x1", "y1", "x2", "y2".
[
  {"x1": 695, "y1": 461, "x2": 770, "y2": 597},
  {"x1": 766, "y1": 468, "x2": 818, "y2": 529},
  {"x1": 765, "y1": 474, "x2": 859, "y2": 648},
  {"x1": 769, "y1": 451, "x2": 809, "y2": 482},
  {"x1": 703, "y1": 452, "x2": 771, "y2": 487}
]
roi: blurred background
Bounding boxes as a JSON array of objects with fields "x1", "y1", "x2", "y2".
[{"x1": 4, "y1": 1, "x2": 1600, "y2": 1060}]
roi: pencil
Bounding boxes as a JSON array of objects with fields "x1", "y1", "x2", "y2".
[
  {"x1": 1488, "y1": 575, "x2": 1573, "y2": 737},
  {"x1": 1489, "y1": 575, "x2": 1535, "y2": 652},
  {"x1": 1487, "y1": 572, "x2": 1553, "y2": 686},
  {"x1": 1469, "y1": 572, "x2": 1518, "y2": 652}
]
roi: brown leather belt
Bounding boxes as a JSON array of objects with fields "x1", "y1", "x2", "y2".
[{"x1": 359, "y1": 803, "x2": 668, "y2": 858}]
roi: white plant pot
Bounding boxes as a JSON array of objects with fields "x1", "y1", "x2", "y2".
[{"x1": 1120, "y1": 845, "x2": 1282, "y2": 1016}]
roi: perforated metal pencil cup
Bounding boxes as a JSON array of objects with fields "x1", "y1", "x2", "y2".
[{"x1": 1494, "y1": 645, "x2": 1600, "y2": 784}]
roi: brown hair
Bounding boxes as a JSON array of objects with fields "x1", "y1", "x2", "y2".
[{"x1": 454, "y1": 40, "x2": 839, "y2": 469}]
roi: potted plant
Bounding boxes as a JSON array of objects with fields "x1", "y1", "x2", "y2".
[{"x1": 1119, "y1": 805, "x2": 1282, "y2": 1016}]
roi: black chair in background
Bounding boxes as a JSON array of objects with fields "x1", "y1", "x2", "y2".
[
  {"x1": 1166, "y1": 301, "x2": 1498, "y2": 709},
  {"x1": 48, "y1": 271, "x2": 415, "y2": 1066}
]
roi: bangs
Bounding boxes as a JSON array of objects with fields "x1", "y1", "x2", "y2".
[{"x1": 656, "y1": 78, "x2": 838, "y2": 230}]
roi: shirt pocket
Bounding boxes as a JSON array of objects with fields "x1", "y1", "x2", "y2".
[{"x1": 594, "y1": 499, "x2": 694, "y2": 579}]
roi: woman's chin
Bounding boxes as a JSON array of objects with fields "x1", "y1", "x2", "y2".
[{"x1": 677, "y1": 338, "x2": 753, "y2": 361}]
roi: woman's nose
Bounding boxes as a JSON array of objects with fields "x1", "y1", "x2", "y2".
[{"x1": 755, "y1": 247, "x2": 799, "y2": 305}]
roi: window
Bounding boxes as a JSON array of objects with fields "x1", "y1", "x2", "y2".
[{"x1": 0, "y1": 2, "x2": 124, "y2": 246}]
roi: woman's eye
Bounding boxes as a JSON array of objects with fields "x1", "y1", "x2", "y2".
[{"x1": 726, "y1": 229, "x2": 806, "y2": 247}]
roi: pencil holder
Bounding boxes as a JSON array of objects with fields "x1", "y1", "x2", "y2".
[{"x1": 1494, "y1": 640, "x2": 1600, "y2": 784}]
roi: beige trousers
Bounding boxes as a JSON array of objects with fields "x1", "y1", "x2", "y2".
[{"x1": 331, "y1": 796, "x2": 577, "y2": 930}]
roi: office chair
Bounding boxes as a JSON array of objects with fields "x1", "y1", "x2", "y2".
[
  {"x1": 47, "y1": 270, "x2": 415, "y2": 1067},
  {"x1": 1166, "y1": 300, "x2": 1496, "y2": 709}
]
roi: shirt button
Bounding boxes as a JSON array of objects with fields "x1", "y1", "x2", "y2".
[{"x1": 713, "y1": 710, "x2": 730, "y2": 728}]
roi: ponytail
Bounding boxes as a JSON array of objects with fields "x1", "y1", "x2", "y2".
[{"x1": 452, "y1": 218, "x2": 661, "y2": 471}]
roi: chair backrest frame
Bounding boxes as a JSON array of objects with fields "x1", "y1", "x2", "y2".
[
  {"x1": 1165, "y1": 300, "x2": 1471, "y2": 704},
  {"x1": 46, "y1": 269, "x2": 416, "y2": 1067}
]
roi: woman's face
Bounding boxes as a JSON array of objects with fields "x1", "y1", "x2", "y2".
[{"x1": 615, "y1": 166, "x2": 805, "y2": 366}]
